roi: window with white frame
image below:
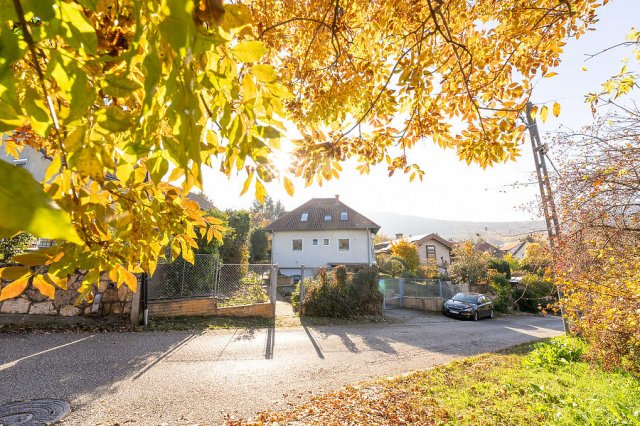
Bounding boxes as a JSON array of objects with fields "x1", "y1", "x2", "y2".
[
  {"x1": 13, "y1": 159, "x2": 27, "y2": 168},
  {"x1": 324, "y1": 214, "x2": 332, "y2": 221},
  {"x1": 338, "y1": 238, "x2": 350, "y2": 251},
  {"x1": 426, "y1": 245, "x2": 436, "y2": 259},
  {"x1": 312, "y1": 238, "x2": 319, "y2": 246},
  {"x1": 323, "y1": 238, "x2": 330, "y2": 246},
  {"x1": 292, "y1": 239, "x2": 302, "y2": 251},
  {"x1": 340, "y1": 212, "x2": 348, "y2": 221},
  {"x1": 301, "y1": 213, "x2": 309, "y2": 222}
]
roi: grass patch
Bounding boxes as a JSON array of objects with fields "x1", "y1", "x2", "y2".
[
  {"x1": 146, "y1": 315, "x2": 273, "y2": 331},
  {"x1": 237, "y1": 337, "x2": 640, "y2": 426}
]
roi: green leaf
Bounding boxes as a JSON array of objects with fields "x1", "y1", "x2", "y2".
[
  {"x1": 0, "y1": 160, "x2": 82, "y2": 244},
  {"x1": 0, "y1": 23, "x2": 26, "y2": 80},
  {"x1": 96, "y1": 107, "x2": 132, "y2": 132},
  {"x1": 103, "y1": 75, "x2": 142, "y2": 98},
  {"x1": 58, "y1": 1, "x2": 98, "y2": 55},
  {"x1": 231, "y1": 40, "x2": 267, "y2": 63},
  {"x1": 251, "y1": 64, "x2": 277, "y2": 83},
  {"x1": 23, "y1": 88, "x2": 52, "y2": 137}
]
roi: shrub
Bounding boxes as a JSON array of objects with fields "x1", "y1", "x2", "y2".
[
  {"x1": 525, "y1": 336, "x2": 586, "y2": 368},
  {"x1": 489, "y1": 273, "x2": 513, "y2": 313},
  {"x1": 512, "y1": 274, "x2": 556, "y2": 313},
  {"x1": 489, "y1": 258, "x2": 511, "y2": 279},
  {"x1": 295, "y1": 266, "x2": 383, "y2": 318}
]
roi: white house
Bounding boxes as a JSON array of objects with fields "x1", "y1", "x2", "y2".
[
  {"x1": 375, "y1": 233, "x2": 453, "y2": 275},
  {"x1": 265, "y1": 196, "x2": 380, "y2": 276}
]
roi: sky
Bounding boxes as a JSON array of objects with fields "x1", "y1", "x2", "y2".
[{"x1": 202, "y1": 1, "x2": 639, "y2": 222}]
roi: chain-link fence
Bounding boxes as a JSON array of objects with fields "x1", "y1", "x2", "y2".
[
  {"x1": 148, "y1": 255, "x2": 274, "y2": 307},
  {"x1": 378, "y1": 277, "x2": 463, "y2": 309},
  {"x1": 216, "y1": 264, "x2": 272, "y2": 307}
]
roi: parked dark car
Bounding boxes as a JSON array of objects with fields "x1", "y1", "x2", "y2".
[{"x1": 442, "y1": 292, "x2": 494, "y2": 321}]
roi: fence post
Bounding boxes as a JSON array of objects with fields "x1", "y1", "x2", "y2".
[
  {"x1": 180, "y1": 258, "x2": 186, "y2": 297},
  {"x1": 438, "y1": 279, "x2": 442, "y2": 298},
  {"x1": 270, "y1": 264, "x2": 278, "y2": 314},
  {"x1": 399, "y1": 277, "x2": 404, "y2": 308},
  {"x1": 380, "y1": 277, "x2": 386, "y2": 310},
  {"x1": 299, "y1": 264, "x2": 305, "y2": 303}
]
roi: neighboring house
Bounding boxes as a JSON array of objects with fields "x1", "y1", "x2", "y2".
[
  {"x1": 0, "y1": 143, "x2": 54, "y2": 250},
  {"x1": 186, "y1": 192, "x2": 216, "y2": 211},
  {"x1": 375, "y1": 233, "x2": 453, "y2": 275},
  {"x1": 264, "y1": 196, "x2": 380, "y2": 276},
  {"x1": 474, "y1": 240, "x2": 504, "y2": 257},
  {"x1": 500, "y1": 240, "x2": 528, "y2": 260}
]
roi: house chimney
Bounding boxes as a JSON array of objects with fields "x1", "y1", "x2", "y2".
[
  {"x1": 395, "y1": 233, "x2": 403, "y2": 239},
  {"x1": 335, "y1": 194, "x2": 340, "y2": 204}
]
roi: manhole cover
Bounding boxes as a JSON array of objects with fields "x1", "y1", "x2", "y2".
[{"x1": 0, "y1": 399, "x2": 70, "y2": 425}]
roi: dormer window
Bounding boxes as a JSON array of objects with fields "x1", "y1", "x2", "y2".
[
  {"x1": 340, "y1": 212, "x2": 348, "y2": 221},
  {"x1": 324, "y1": 214, "x2": 332, "y2": 221},
  {"x1": 301, "y1": 213, "x2": 309, "y2": 221}
]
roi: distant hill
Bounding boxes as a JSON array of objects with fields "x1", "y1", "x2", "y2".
[{"x1": 365, "y1": 211, "x2": 546, "y2": 246}]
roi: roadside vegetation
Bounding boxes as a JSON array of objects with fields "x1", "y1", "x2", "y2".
[
  {"x1": 292, "y1": 265, "x2": 383, "y2": 318},
  {"x1": 235, "y1": 337, "x2": 640, "y2": 425}
]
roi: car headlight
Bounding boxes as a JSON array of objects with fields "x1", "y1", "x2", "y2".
[{"x1": 462, "y1": 307, "x2": 472, "y2": 312}]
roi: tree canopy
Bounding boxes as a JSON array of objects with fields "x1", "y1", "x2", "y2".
[{"x1": 0, "y1": 0, "x2": 604, "y2": 301}]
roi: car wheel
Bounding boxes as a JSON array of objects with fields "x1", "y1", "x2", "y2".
[
  {"x1": 489, "y1": 309, "x2": 495, "y2": 319},
  {"x1": 473, "y1": 311, "x2": 478, "y2": 321}
]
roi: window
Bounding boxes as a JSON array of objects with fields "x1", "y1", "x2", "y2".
[
  {"x1": 300, "y1": 213, "x2": 309, "y2": 222},
  {"x1": 292, "y1": 239, "x2": 302, "y2": 251},
  {"x1": 13, "y1": 159, "x2": 27, "y2": 168},
  {"x1": 426, "y1": 245, "x2": 436, "y2": 259},
  {"x1": 324, "y1": 214, "x2": 332, "y2": 221},
  {"x1": 323, "y1": 238, "x2": 330, "y2": 246},
  {"x1": 312, "y1": 238, "x2": 319, "y2": 246},
  {"x1": 340, "y1": 212, "x2": 348, "y2": 221},
  {"x1": 338, "y1": 238, "x2": 350, "y2": 251}
]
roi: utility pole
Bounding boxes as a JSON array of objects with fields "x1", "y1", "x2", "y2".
[
  {"x1": 525, "y1": 101, "x2": 568, "y2": 333},
  {"x1": 525, "y1": 102, "x2": 561, "y2": 247}
]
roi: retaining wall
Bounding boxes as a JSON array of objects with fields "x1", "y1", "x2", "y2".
[
  {"x1": 147, "y1": 298, "x2": 273, "y2": 318},
  {"x1": 402, "y1": 296, "x2": 444, "y2": 312}
]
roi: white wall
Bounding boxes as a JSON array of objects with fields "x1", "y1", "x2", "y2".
[
  {"x1": 416, "y1": 238, "x2": 451, "y2": 271},
  {"x1": 0, "y1": 143, "x2": 50, "y2": 183},
  {"x1": 271, "y1": 229, "x2": 374, "y2": 274}
]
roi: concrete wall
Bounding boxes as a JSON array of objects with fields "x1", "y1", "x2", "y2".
[
  {"x1": 272, "y1": 229, "x2": 374, "y2": 274},
  {"x1": 402, "y1": 296, "x2": 444, "y2": 312},
  {"x1": 147, "y1": 299, "x2": 273, "y2": 318}
]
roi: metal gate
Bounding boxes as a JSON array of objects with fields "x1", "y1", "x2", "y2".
[{"x1": 148, "y1": 254, "x2": 276, "y2": 307}]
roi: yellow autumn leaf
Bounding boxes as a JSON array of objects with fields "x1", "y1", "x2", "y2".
[
  {"x1": 0, "y1": 276, "x2": 30, "y2": 300},
  {"x1": 540, "y1": 105, "x2": 549, "y2": 123},
  {"x1": 284, "y1": 176, "x2": 294, "y2": 196},
  {"x1": 552, "y1": 101, "x2": 561, "y2": 118},
  {"x1": 32, "y1": 275, "x2": 56, "y2": 299},
  {"x1": 255, "y1": 180, "x2": 266, "y2": 204},
  {"x1": 121, "y1": 269, "x2": 138, "y2": 292}
]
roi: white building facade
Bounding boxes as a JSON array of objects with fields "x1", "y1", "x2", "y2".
[{"x1": 266, "y1": 197, "x2": 379, "y2": 277}]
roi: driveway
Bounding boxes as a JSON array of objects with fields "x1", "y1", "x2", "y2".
[{"x1": 0, "y1": 310, "x2": 564, "y2": 424}]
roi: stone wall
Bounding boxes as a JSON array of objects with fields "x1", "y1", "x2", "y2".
[
  {"x1": 0, "y1": 273, "x2": 135, "y2": 317},
  {"x1": 148, "y1": 298, "x2": 274, "y2": 318},
  {"x1": 402, "y1": 296, "x2": 444, "y2": 312}
]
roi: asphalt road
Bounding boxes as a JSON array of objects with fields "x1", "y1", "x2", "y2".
[{"x1": 0, "y1": 310, "x2": 564, "y2": 425}]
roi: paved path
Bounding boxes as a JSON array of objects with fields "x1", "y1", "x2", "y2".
[{"x1": 0, "y1": 311, "x2": 564, "y2": 425}]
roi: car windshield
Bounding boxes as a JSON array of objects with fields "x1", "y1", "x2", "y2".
[{"x1": 451, "y1": 293, "x2": 477, "y2": 303}]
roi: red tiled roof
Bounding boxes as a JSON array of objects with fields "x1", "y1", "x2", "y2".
[{"x1": 265, "y1": 198, "x2": 379, "y2": 233}]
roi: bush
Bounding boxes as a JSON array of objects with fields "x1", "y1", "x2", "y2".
[
  {"x1": 489, "y1": 273, "x2": 513, "y2": 313},
  {"x1": 512, "y1": 275, "x2": 556, "y2": 313},
  {"x1": 489, "y1": 258, "x2": 511, "y2": 279},
  {"x1": 525, "y1": 336, "x2": 586, "y2": 368},
  {"x1": 295, "y1": 265, "x2": 383, "y2": 318}
]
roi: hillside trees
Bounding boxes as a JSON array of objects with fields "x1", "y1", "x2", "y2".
[{"x1": 0, "y1": 0, "x2": 605, "y2": 301}]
